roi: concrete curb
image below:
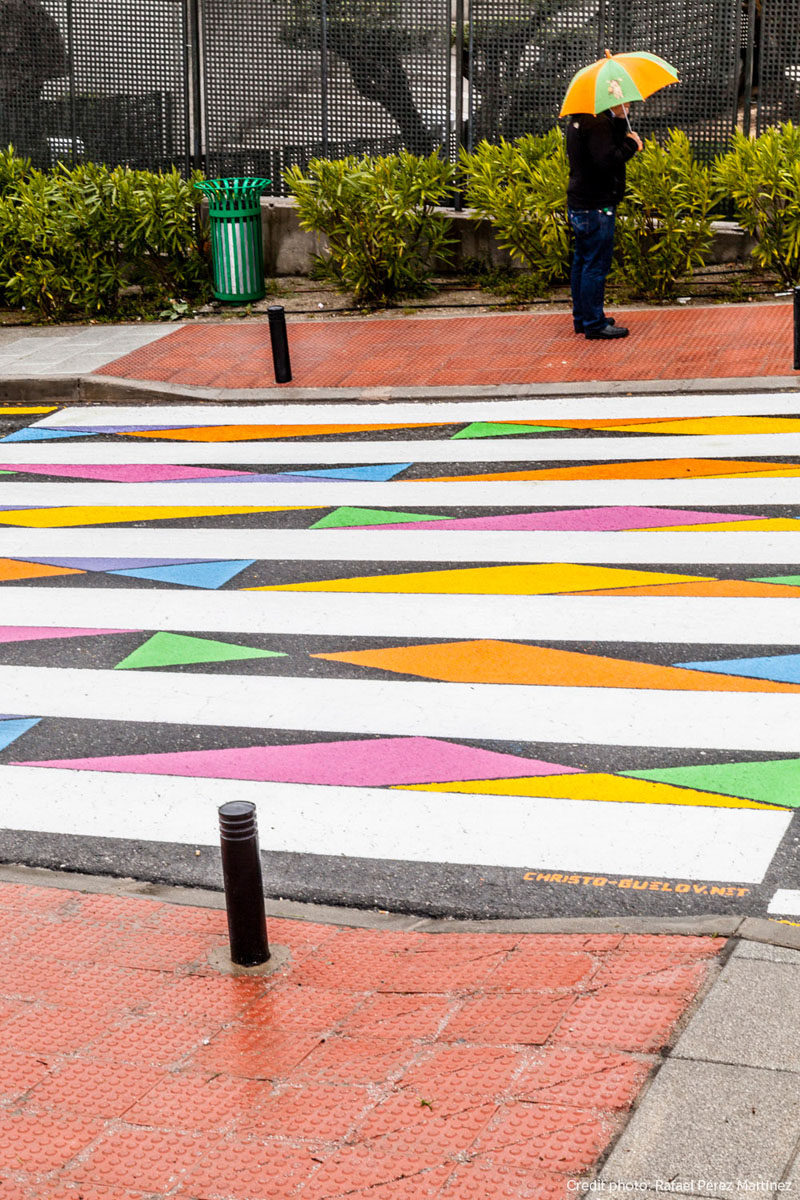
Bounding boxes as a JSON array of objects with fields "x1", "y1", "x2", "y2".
[
  {"x1": 1, "y1": 372, "x2": 799, "y2": 406},
  {"x1": 2, "y1": 863, "x2": 798, "y2": 947}
]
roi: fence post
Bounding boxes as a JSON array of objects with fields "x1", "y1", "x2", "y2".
[
  {"x1": 185, "y1": 0, "x2": 205, "y2": 173},
  {"x1": 218, "y1": 800, "x2": 270, "y2": 967}
]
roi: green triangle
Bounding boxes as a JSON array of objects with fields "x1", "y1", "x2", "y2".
[
  {"x1": 750, "y1": 575, "x2": 800, "y2": 587},
  {"x1": 622, "y1": 758, "x2": 800, "y2": 808},
  {"x1": 114, "y1": 631, "x2": 287, "y2": 670},
  {"x1": 310, "y1": 506, "x2": 451, "y2": 529},
  {"x1": 451, "y1": 422, "x2": 564, "y2": 439}
]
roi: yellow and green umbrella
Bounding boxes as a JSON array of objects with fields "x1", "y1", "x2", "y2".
[{"x1": 559, "y1": 49, "x2": 678, "y2": 117}]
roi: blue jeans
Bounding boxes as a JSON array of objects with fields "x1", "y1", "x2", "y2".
[{"x1": 568, "y1": 207, "x2": 615, "y2": 332}]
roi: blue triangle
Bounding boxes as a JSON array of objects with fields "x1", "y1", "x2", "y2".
[
  {"x1": 287, "y1": 463, "x2": 412, "y2": 481},
  {"x1": 676, "y1": 653, "x2": 800, "y2": 685},
  {"x1": 106, "y1": 560, "x2": 255, "y2": 589},
  {"x1": 1, "y1": 428, "x2": 100, "y2": 442},
  {"x1": 0, "y1": 717, "x2": 40, "y2": 751}
]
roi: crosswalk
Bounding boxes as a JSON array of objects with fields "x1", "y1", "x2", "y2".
[{"x1": 1, "y1": 393, "x2": 800, "y2": 920}]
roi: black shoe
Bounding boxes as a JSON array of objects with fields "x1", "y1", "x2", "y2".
[
  {"x1": 574, "y1": 317, "x2": 615, "y2": 333},
  {"x1": 585, "y1": 324, "x2": 629, "y2": 340}
]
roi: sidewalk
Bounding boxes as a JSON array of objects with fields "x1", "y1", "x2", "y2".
[
  {"x1": 1, "y1": 873, "x2": 800, "y2": 1197},
  {"x1": 0, "y1": 301, "x2": 797, "y2": 401}
]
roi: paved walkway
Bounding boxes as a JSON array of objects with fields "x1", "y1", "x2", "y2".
[
  {"x1": 0, "y1": 876, "x2": 729, "y2": 1198},
  {"x1": 0, "y1": 301, "x2": 796, "y2": 395}
]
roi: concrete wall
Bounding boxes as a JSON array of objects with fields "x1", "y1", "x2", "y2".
[{"x1": 260, "y1": 197, "x2": 756, "y2": 277}]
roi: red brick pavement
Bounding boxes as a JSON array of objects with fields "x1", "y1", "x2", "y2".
[
  {"x1": 0, "y1": 883, "x2": 725, "y2": 1199},
  {"x1": 93, "y1": 304, "x2": 796, "y2": 390}
]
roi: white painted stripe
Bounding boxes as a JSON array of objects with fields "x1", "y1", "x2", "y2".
[
  {"x1": 768, "y1": 889, "x2": 800, "y2": 915},
  {"x1": 5, "y1": 435, "x2": 800, "y2": 464},
  {"x1": 0, "y1": 766, "x2": 788, "y2": 884},
  {"x1": 0, "y1": 588, "x2": 797, "y2": 643},
  {"x1": 1, "y1": 666, "x2": 800, "y2": 750},
  {"x1": 2, "y1": 479, "x2": 800, "y2": 506},
  {"x1": 2, "y1": 527, "x2": 800, "y2": 564},
  {"x1": 33, "y1": 392, "x2": 800, "y2": 427}
]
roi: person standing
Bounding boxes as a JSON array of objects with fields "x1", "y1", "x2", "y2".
[{"x1": 566, "y1": 104, "x2": 642, "y2": 340}]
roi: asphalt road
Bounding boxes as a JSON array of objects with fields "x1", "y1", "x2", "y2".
[{"x1": 2, "y1": 393, "x2": 800, "y2": 921}]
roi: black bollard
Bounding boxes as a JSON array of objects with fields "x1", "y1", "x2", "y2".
[
  {"x1": 795, "y1": 287, "x2": 800, "y2": 372},
  {"x1": 268, "y1": 305, "x2": 292, "y2": 383},
  {"x1": 218, "y1": 800, "x2": 270, "y2": 966}
]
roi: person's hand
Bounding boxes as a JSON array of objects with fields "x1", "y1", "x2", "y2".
[{"x1": 626, "y1": 129, "x2": 643, "y2": 151}]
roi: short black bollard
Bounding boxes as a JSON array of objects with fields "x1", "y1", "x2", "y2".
[
  {"x1": 218, "y1": 800, "x2": 270, "y2": 966},
  {"x1": 268, "y1": 304, "x2": 292, "y2": 383},
  {"x1": 794, "y1": 287, "x2": 800, "y2": 372}
]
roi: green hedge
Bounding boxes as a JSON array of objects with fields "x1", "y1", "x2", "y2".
[{"x1": 0, "y1": 150, "x2": 210, "y2": 319}]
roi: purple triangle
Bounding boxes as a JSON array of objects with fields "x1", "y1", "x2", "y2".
[{"x1": 26, "y1": 557, "x2": 211, "y2": 571}]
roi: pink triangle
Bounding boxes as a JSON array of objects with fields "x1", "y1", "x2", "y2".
[
  {"x1": 15, "y1": 736, "x2": 582, "y2": 786},
  {"x1": 355, "y1": 506, "x2": 755, "y2": 531},
  {"x1": 0, "y1": 464, "x2": 249, "y2": 482},
  {"x1": 0, "y1": 627, "x2": 134, "y2": 643}
]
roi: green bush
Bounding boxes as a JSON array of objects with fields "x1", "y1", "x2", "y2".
[
  {"x1": 0, "y1": 150, "x2": 210, "y2": 319},
  {"x1": 714, "y1": 123, "x2": 800, "y2": 285},
  {"x1": 459, "y1": 130, "x2": 570, "y2": 294},
  {"x1": 612, "y1": 130, "x2": 715, "y2": 302},
  {"x1": 284, "y1": 150, "x2": 455, "y2": 306}
]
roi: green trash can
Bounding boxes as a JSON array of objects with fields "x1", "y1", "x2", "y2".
[{"x1": 194, "y1": 177, "x2": 270, "y2": 303}]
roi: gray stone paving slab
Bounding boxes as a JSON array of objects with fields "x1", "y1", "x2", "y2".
[
  {"x1": 0, "y1": 324, "x2": 172, "y2": 376},
  {"x1": 598, "y1": 1058, "x2": 800, "y2": 1193},
  {"x1": 672, "y1": 959, "x2": 800, "y2": 1071},
  {"x1": 732, "y1": 941, "x2": 800, "y2": 964}
]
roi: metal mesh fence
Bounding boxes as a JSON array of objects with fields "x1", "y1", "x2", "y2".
[
  {"x1": 200, "y1": 0, "x2": 451, "y2": 195},
  {"x1": 0, "y1": 0, "x2": 188, "y2": 171},
  {"x1": 757, "y1": 0, "x2": 800, "y2": 131},
  {"x1": 0, "y1": 0, "x2": 795, "y2": 187},
  {"x1": 465, "y1": 0, "x2": 740, "y2": 161}
]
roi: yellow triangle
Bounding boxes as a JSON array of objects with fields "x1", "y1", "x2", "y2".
[
  {"x1": 640, "y1": 518, "x2": 800, "y2": 532},
  {"x1": 607, "y1": 417, "x2": 800, "y2": 435},
  {"x1": 0, "y1": 506, "x2": 311, "y2": 528},
  {"x1": 395, "y1": 773, "x2": 781, "y2": 809},
  {"x1": 247, "y1": 563, "x2": 708, "y2": 595}
]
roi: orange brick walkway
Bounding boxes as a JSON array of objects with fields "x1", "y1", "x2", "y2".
[
  {"x1": 94, "y1": 304, "x2": 796, "y2": 390},
  {"x1": 0, "y1": 882, "x2": 724, "y2": 1199}
]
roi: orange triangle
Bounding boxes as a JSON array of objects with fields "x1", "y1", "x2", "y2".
[
  {"x1": 312, "y1": 639, "x2": 800, "y2": 692},
  {"x1": 575, "y1": 580, "x2": 800, "y2": 597},
  {"x1": 0, "y1": 558, "x2": 85, "y2": 581},
  {"x1": 123, "y1": 422, "x2": 446, "y2": 442},
  {"x1": 428, "y1": 459, "x2": 793, "y2": 482}
]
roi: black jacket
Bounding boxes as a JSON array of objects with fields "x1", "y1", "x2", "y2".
[{"x1": 566, "y1": 111, "x2": 637, "y2": 210}]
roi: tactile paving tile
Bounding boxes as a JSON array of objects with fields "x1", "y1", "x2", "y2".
[
  {"x1": 0, "y1": 1048, "x2": 54, "y2": 1101},
  {"x1": 65, "y1": 1125, "x2": 211, "y2": 1191},
  {"x1": 440, "y1": 992, "x2": 575, "y2": 1045},
  {"x1": 289, "y1": 1141, "x2": 445, "y2": 1200},
  {"x1": 337, "y1": 993, "x2": 454, "y2": 1040},
  {"x1": 554, "y1": 985, "x2": 692, "y2": 1052},
  {"x1": 121, "y1": 1071, "x2": 271, "y2": 1133},
  {"x1": 513, "y1": 1047, "x2": 654, "y2": 1110},
  {"x1": 290, "y1": 1034, "x2": 414, "y2": 1086},
  {"x1": 26, "y1": 1059, "x2": 166, "y2": 1119},
  {"x1": 473, "y1": 1101, "x2": 616, "y2": 1173},
  {"x1": 177, "y1": 1136, "x2": 320, "y2": 1199},
  {"x1": 0, "y1": 1109, "x2": 103, "y2": 1172},
  {"x1": 442, "y1": 1160, "x2": 569, "y2": 1199},
  {"x1": 189, "y1": 1025, "x2": 322, "y2": 1080},
  {"x1": 243, "y1": 1082, "x2": 373, "y2": 1142},
  {"x1": 239, "y1": 982, "x2": 365, "y2": 1033},
  {"x1": 483, "y1": 949, "x2": 596, "y2": 992}
]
